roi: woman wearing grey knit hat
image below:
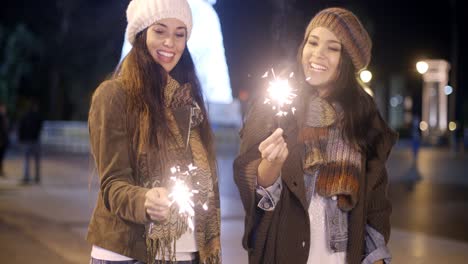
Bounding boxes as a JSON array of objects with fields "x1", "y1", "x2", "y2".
[
  {"x1": 87, "y1": 0, "x2": 221, "y2": 263},
  {"x1": 234, "y1": 7, "x2": 397, "y2": 264}
]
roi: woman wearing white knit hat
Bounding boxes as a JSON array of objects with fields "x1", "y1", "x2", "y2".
[{"x1": 87, "y1": 0, "x2": 221, "y2": 263}]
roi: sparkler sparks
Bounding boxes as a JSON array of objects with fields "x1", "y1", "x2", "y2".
[
  {"x1": 263, "y1": 68, "x2": 297, "y2": 118},
  {"x1": 167, "y1": 164, "x2": 206, "y2": 232}
]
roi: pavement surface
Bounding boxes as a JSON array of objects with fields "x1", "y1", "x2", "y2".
[{"x1": 1, "y1": 139, "x2": 468, "y2": 263}]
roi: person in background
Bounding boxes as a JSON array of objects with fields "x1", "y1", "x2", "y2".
[
  {"x1": 18, "y1": 100, "x2": 43, "y2": 184},
  {"x1": 411, "y1": 115, "x2": 421, "y2": 161},
  {"x1": 234, "y1": 7, "x2": 397, "y2": 264},
  {"x1": 0, "y1": 102, "x2": 9, "y2": 177}
]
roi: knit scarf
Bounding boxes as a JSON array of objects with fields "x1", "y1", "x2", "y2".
[
  {"x1": 298, "y1": 95, "x2": 361, "y2": 211},
  {"x1": 145, "y1": 78, "x2": 221, "y2": 264}
]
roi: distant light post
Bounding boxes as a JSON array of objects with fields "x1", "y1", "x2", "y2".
[
  {"x1": 449, "y1": 121, "x2": 457, "y2": 132},
  {"x1": 419, "y1": 121, "x2": 428, "y2": 132},
  {"x1": 360, "y1": 70, "x2": 373, "y2": 83},
  {"x1": 359, "y1": 69, "x2": 373, "y2": 96},
  {"x1": 416, "y1": 61, "x2": 429, "y2": 74},
  {"x1": 416, "y1": 59, "x2": 451, "y2": 144},
  {"x1": 444, "y1": 85, "x2": 453, "y2": 95}
]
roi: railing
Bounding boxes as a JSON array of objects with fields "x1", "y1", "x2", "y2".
[
  {"x1": 41, "y1": 121, "x2": 90, "y2": 153},
  {"x1": 39, "y1": 119, "x2": 240, "y2": 154}
]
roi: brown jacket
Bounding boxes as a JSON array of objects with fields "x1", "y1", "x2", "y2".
[
  {"x1": 233, "y1": 99, "x2": 397, "y2": 264},
  {"x1": 87, "y1": 79, "x2": 217, "y2": 262}
]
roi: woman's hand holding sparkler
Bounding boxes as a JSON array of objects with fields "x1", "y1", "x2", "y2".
[
  {"x1": 145, "y1": 187, "x2": 171, "y2": 222},
  {"x1": 257, "y1": 128, "x2": 289, "y2": 188}
]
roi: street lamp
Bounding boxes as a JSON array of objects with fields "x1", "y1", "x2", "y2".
[
  {"x1": 416, "y1": 59, "x2": 451, "y2": 145},
  {"x1": 444, "y1": 85, "x2": 453, "y2": 95},
  {"x1": 449, "y1": 121, "x2": 457, "y2": 131},
  {"x1": 416, "y1": 61, "x2": 429, "y2": 74},
  {"x1": 419, "y1": 121, "x2": 428, "y2": 131},
  {"x1": 359, "y1": 69, "x2": 373, "y2": 96},
  {"x1": 359, "y1": 70, "x2": 372, "y2": 83}
]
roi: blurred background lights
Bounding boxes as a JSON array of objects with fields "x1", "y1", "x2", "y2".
[
  {"x1": 360, "y1": 70, "x2": 373, "y2": 83},
  {"x1": 419, "y1": 121, "x2": 428, "y2": 131},
  {"x1": 449, "y1": 121, "x2": 457, "y2": 131},
  {"x1": 444, "y1": 85, "x2": 453, "y2": 95},
  {"x1": 416, "y1": 61, "x2": 429, "y2": 74}
]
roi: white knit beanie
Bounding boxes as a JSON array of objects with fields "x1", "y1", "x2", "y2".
[{"x1": 125, "y1": 0, "x2": 193, "y2": 45}]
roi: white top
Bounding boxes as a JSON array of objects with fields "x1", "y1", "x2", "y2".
[
  {"x1": 91, "y1": 227, "x2": 198, "y2": 261},
  {"x1": 259, "y1": 172, "x2": 390, "y2": 263},
  {"x1": 258, "y1": 176, "x2": 347, "y2": 263},
  {"x1": 307, "y1": 192, "x2": 346, "y2": 264}
]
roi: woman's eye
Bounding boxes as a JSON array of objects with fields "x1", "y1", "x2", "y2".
[
  {"x1": 154, "y1": 28, "x2": 165, "y2": 35},
  {"x1": 329, "y1": 47, "x2": 341, "y2": 52},
  {"x1": 308, "y1": 41, "x2": 318, "y2": 46},
  {"x1": 176, "y1": 33, "x2": 186, "y2": 38}
]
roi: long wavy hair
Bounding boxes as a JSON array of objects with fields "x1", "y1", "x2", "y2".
[
  {"x1": 296, "y1": 35, "x2": 377, "y2": 154},
  {"x1": 114, "y1": 28, "x2": 216, "y2": 168}
]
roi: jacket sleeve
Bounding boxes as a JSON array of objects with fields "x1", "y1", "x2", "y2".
[
  {"x1": 88, "y1": 80, "x2": 149, "y2": 225},
  {"x1": 365, "y1": 112, "x2": 398, "y2": 243},
  {"x1": 256, "y1": 176, "x2": 283, "y2": 211},
  {"x1": 233, "y1": 97, "x2": 276, "y2": 251},
  {"x1": 362, "y1": 225, "x2": 392, "y2": 264}
]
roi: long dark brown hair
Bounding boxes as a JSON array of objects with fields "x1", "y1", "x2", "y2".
[
  {"x1": 114, "y1": 28, "x2": 216, "y2": 168},
  {"x1": 296, "y1": 35, "x2": 377, "y2": 154}
]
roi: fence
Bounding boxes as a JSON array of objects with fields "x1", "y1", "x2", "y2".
[
  {"x1": 41, "y1": 121, "x2": 90, "y2": 153},
  {"x1": 39, "y1": 121, "x2": 240, "y2": 154}
]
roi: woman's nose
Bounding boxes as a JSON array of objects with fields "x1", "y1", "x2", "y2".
[
  {"x1": 163, "y1": 37, "x2": 175, "y2": 48},
  {"x1": 313, "y1": 44, "x2": 326, "y2": 58}
]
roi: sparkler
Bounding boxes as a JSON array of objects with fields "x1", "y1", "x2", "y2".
[
  {"x1": 148, "y1": 163, "x2": 210, "y2": 236},
  {"x1": 263, "y1": 68, "x2": 298, "y2": 127},
  {"x1": 167, "y1": 164, "x2": 205, "y2": 232}
]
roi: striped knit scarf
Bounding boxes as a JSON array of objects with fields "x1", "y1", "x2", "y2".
[
  {"x1": 299, "y1": 95, "x2": 361, "y2": 211},
  {"x1": 145, "y1": 78, "x2": 221, "y2": 264}
]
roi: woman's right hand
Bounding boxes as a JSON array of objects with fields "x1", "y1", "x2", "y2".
[
  {"x1": 259, "y1": 128, "x2": 288, "y2": 164},
  {"x1": 257, "y1": 128, "x2": 289, "y2": 187},
  {"x1": 144, "y1": 187, "x2": 171, "y2": 222}
]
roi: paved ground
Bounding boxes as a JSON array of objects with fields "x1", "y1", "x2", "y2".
[{"x1": 1, "y1": 140, "x2": 468, "y2": 263}]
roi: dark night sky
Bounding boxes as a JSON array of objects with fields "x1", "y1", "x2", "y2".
[
  {"x1": 2, "y1": 0, "x2": 462, "y2": 89},
  {"x1": 214, "y1": 0, "x2": 462, "y2": 93},
  {"x1": 214, "y1": 0, "x2": 465, "y2": 123},
  {"x1": 1, "y1": 0, "x2": 465, "y2": 120}
]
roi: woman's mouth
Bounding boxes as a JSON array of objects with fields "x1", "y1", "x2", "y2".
[
  {"x1": 157, "y1": 50, "x2": 175, "y2": 63},
  {"x1": 310, "y1": 62, "x2": 328, "y2": 72}
]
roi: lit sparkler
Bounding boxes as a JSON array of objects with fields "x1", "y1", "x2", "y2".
[
  {"x1": 263, "y1": 68, "x2": 298, "y2": 126},
  {"x1": 167, "y1": 164, "x2": 204, "y2": 232}
]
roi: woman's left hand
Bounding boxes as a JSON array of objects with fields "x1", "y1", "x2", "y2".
[{"x1": 144, "y1": 187, "x2": 171, "y2": 222}]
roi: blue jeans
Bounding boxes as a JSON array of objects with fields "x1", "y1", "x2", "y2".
[{"x1": 22, "y1": 142, "x2": 41, "y2": 183}]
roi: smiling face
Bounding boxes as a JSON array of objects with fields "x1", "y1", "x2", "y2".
[
  {"x1": 301, "y1": 27, "x2": 342, "y2": 96},
  {"x1": 146, "y1": 18, "x2": 187, "y2": 72}
]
